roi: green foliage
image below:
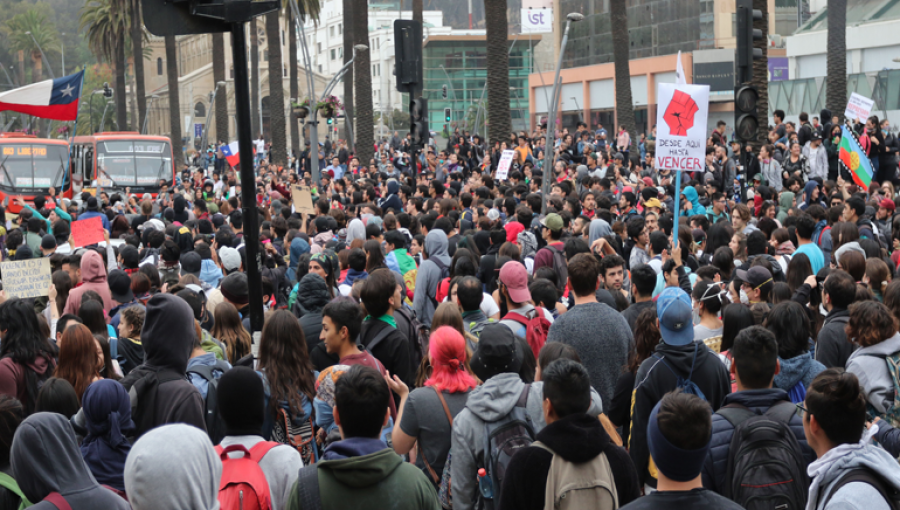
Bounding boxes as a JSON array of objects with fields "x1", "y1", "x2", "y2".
[{"x1": 373, "y1": 109, "x2": 409, "y2": 130}]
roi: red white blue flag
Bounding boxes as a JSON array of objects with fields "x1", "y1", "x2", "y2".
[
  {"x1": 0, "y1": 70, "x2": 84, "y2": 121},
  {"x1": 220, "y1": 141, "x2": 255, "y2": 167}
]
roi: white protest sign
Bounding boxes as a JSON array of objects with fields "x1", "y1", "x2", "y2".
[
  {"x1": 495, "y1": 150, "x2": 516, "y2": 180},
  {"x1": 844, "y1": 92, "x2": 875, "y2": 123},
  {"x1": 655, "y1": 82, "x2": 710, "y2": 172},
  {"x1": 1, "y1": 258, "x2": 51, "y2": 298}
]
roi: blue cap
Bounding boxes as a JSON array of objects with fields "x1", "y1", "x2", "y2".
[{"x1": 656, "y1": 287, "x2": 694, "y2": 346}]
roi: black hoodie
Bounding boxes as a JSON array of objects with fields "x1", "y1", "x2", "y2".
[
  {"x1": 294, "y1": 273, "x2": 338, "y2": 370},
  {"x1": 120, "y1": 294, "x2": 206, "y2": 437},
  {"x1": 498, "y1": 413, "x2": 641, "y2": 510},
  {"x1": 172, "y1": 195, "x2": 189, "y2": 224},
  {"x1": 10, "y1": 413, "x2": 130, "y2": 510}
]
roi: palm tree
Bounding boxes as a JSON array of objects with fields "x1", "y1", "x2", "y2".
[
  {"x1": 287, "y1": 8, "x2": 300, "y2": 156},
  {"x1": 751, "y1": 0, "x2": 768, "y2": 149},
  {"x1": 265, "y1": 10, "x2": 287, "y2": 166},
  {"x1": 353, "y1": 5, "x2": 373, "y2": 164},
  {"x1": 485, "y1": 0, "x2": 511, "y2": 144},
  {"x1": 80, "y1": 0, "x2": 128, "y2": 130},
  {"x1": 342, "y1": 0, "x2": 355, "y2": 147},
  {"x1": 611, "y1": 1, "x2": 637, "y2": 154},
  {"x1": 413, "y1": 0, "x2": 423, "y2": 24},
  {"x1": 212, "y1": 33, "x2": 229, "y2": 142},
  {"x1": 165, "y1": 35, "x2": 184, "y2": 165},
  {"x1": 5, "y1": 10, "x2": 60, "y2": 84},
  {"x1": 250, "y1": 18, "x2": 261, "y2": 138},
  {"x1": 826, "y1": 0, "x2": 847, "y2": 123},
  {"x1": 130, "y1": 0, "x2": 147, "y2": 132}
]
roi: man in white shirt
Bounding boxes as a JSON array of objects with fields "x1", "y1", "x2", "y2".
[{"x1": 803, "y1": 131, "x2": 828, "y2": 181}]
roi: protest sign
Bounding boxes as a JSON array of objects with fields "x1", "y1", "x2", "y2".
[
  {"x1": 72, "y1": 216, "x2": 105, "y2": 248},
  {"x1": 844, "y1": 92, "x2": 874, "y2": 123},
  {"x1": 1, "y1": 258, "x2": 51, "y2": 298},
  {"x1": 654, "y1": 82, "x2": 710, "y2": 172},
  {"x1": 495, "y1": 150, "x2": 516, "y2": 180},
  {"x1": 291, "y1": 185, "x2": 315, "y2": 215}
]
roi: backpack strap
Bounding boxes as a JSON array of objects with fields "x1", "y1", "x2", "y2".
[
  {"x1": 0, "y1": 472, "x2": 29, "y2": 507},
  {"x1": 516, "y1": 383, "x2": 531, "y2": 408},
  {"x1": 42, "y1": 493, "x2": 73, "y2": 510},
  {"x1": 249, "y1": 441, "x2": 281, "y2": 462},
  {"x1": 764, "y1": 400, "x2": 799, "y2": 423},
  {"x1": 186, "y1": 364, "x2": 216, "y2": 382},
  {"x1": 823, "y1": 467, "x2": 900, "y2": 510},
  {"x1": 433, "y1": 386, "x2": 454, "y2": 425},
  {"x1": 363, "y1": 325, "x2": 394, "y2": 353},
  {"x1": 715, "y1": 402, "x2": 756, "y2": 429},
  {"x1": 502, "y1": 311, "x2": 528, "y2": 326},
  {"x1": 296, "y1": 464, "x2": 323, "y2": 510}
]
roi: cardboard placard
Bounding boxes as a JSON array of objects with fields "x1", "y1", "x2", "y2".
[
  {"x1": 291, "y1": 185, "x2": 315, "y2": 215},
  {"x1": 654, "y1": 82, "x2": 710, "y2": 172},
  {"x1": 844, "y1": 92, "x2": 874, "y2": 123},
  {"x1": 72, "y1": 216, "x2": 105, "y2": 248},
  {"x1": 495, "y1": 150, "x2": 516, "y2": 180},
  {"x1": 1, "y1": 258, "x2": 51, "y2": 298}
]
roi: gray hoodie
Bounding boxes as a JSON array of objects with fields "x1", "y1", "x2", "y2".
[
  {"x1": 450, "y1": 372, "x2": 602, "y2": 510},
  {"x1": 808, "y1": 442, "x2": 900, "y2": 510},
  {"x1": 125, "y1": 423, "x2": 222, "y2": 510},
  {"x1": 414, "y1": 230, "x2": 451, "y2": 326},
  {"x1": 11, "y1": 413, "x2": 130, "y2": 510},
  {"x1": 845, "y1": 332, "x2": 900, "y2": 414}
]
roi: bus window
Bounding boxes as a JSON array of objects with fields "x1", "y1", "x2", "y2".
[{"x1": 0, "y1": 144, "x2": 68, "y2": 190}]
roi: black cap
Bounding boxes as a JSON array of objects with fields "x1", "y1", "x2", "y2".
[
  {"x1": 220, "y1": 272, "x2": 249, "y2": 305},
  {"x1": 86, "y1": 196, "x2": 98, "y2": 210},
  {"x1": 470, "y1": 323, "x2": 524, "y2": 382},
  {"x1": 14, "y1": 245, "x2": 32, "y2": 260},
  {"x1": 40, "y1": 234, "x2": 56, "y2": 251},
  {"x1": 108, "y1": 269, "x2": 134, "y2": 303},
  {"x1": 119, "y1": 245, "x2": 139, "y2": 269},
  {"x1": 180, "y1": 251, "x2": 202, "y2": 277}
]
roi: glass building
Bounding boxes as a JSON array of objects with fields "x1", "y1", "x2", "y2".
[{"x1": 423, "y1": 35, "x2": 535, "y2": 137}]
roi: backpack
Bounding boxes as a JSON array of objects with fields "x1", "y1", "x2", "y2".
[
  {"x1": 271, "y1": 406, "x2": 318, "y2": 466},
  {"x1": 427, "y1": 258, "x2": 451, "y2": 307},
  {"x1": 127, "y1": 366, "x2": 186, "y2": 437},
  {"x1": 0, "y1": 472, "x2": 31, "y2": 510},
  {"x1": 532, "y1": 441, "x2": 619, "y2": 510},
  {"x1": 395, "y1": 306, "x2": 429, "y2": 369},
  {"x1": 651, "y1": 343, "x2": 706, "y2": 400},
  {"x1": 294, "y1": 464, "x2": 323, "y2": 510},
  {"x1": 187, "y1": 360, "x2": 231, "y2": 445},
  {"x1": 822, "y1": 467, "x2": 900, "y2": 510},
  {"x1": 862, "y1": 352, "x2": 900, "y2": 428},
  {"x1": 815, "y1": 225, "x2": 831, "y2": 248},
  {"x1": 481, "y1": 384, "x2": 535, "y2": 510},
  {"x1": 717, "y1": 401, "x2": 809, "y2": 510},
  {"x1": 546, "y1": 245, "x2": 568, "y2": 295},
  {"x1": 502, "y1": 309, "x2": 551, "y2": 360},
  {"x1": 214, "y1": 442, "x2": 278, "y2": 510}
]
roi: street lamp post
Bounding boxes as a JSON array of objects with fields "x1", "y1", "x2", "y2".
[
  {"x1": 142, "y1": 94, "x2": 159, "y2": 134},
  {"x1": 24, "y1": 31, "x2": 55, "y2": 80},
  {"x1": 60, "y1": 33, "x2": 65, "y2": 76},
  {"x1": 541, "y1": 12, "x2": 583, "y2": 214},
  {"x1": 0, "y1": 62, "x2": 15, "y2": 88},
  {"x1": 89, "y1": 84, "x2": 112, "y2": 133},
  {"x1": 100, "y1": 99, "x2": 113, "y2": 132},
  {"x1": 200, "y1": 82, "x2": 225, "y2": 153}
]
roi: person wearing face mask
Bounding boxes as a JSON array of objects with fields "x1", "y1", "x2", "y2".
[
  {"x1": 865, "y1": 116, "x2": 885, "y2": 182},
  {"x1": 691, "y1": 280, "x2": 725, "y2": 344},
  {"x1": 736, "y1": 266, "x2": 774, "y2": 307}
]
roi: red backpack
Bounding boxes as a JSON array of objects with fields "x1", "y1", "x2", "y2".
[
  {"x1": 503, "y1": 308, "x2": 551, "y2": 359},
  {"x1": 215, "y1": 442, "x2": 278, "y2": 510}
]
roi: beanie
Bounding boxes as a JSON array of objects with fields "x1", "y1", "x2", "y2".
[{"x1": 216, "y1": 367, "x2": 265, "y2": 436}]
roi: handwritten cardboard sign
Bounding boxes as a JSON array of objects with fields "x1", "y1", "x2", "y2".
[
  {"x1": 291, "y1": 185, "x2": 315, "y2": 215},
  {"x1": 844, "y1": 92, "x2": 874, "y2": 123},
  {"x1": 494, "y1": 150, "x2": 516, "y2": 180},
  {"x1": 1, "y1": 258, "x2": 51, "y2": 298},
  {"x1": 72, "y1": 216, "x2": 105, "y2": 248}
]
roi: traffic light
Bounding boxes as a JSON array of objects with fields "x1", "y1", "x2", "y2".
[
  {"x1": 394, "y1": 20, "x2": 423, "y2": 94},
  {"x1": 735, "y1": 0, "x2": 764, "y2": 85},
  {"x1": 441, "y1": 85, "x2": 448, "y2": 100},
  {"x1": 444, "y1": 107, "x2": 451, "y2": 123},
  {"x1": 409, "y1": 97, "x2": 429, "y2": 150},
  {"x1": 327, "y1": 117, "x2": 333, "y2": 125},
  {"x1": 734, "y1": 85, "x2": 759, "y2": 142}
]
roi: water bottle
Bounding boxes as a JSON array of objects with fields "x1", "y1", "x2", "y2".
[{"x1": 477, "y1": 468, "x2": 493, "y2": 499}]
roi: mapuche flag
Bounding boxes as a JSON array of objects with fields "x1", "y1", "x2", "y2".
[
  {"x1": 0, "y1": 70, "x2": 84, "y2": 121},
  {"x1": 838, "y1": 124, "x2": 875, "y2": 188}
]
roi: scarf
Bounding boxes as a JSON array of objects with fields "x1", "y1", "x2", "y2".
[{"x1": 81, "y1": 380, "x2": 135, "y2": 492}]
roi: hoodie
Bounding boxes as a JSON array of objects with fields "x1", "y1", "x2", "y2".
[
  {"x1": 777, "y1": 191, "x2": 795, "y2": 224},
  {"x1": 682, "y1": 186, "x2": 707, "y2": 217},
  {"x1": 812, "y1": 219, "x2": 833, "y2": 263},
  {"x1": 311, "y1": 230, "x2": 333, "y2": 255},
  {"x1": 287, "y1": 438, "x2": 439, "y2": 510},
  {"x1": 799, "y1": 181, "x2": 822, "y2": 211},
  {"x1": 379, "y1": 181, "x2": 404, "y2": 212},
  {"x1": 773, "y1": 352, "x2": 825, "y2": 398},
  {"x1": 286, "y1": 237, "x2": 310, "y2": 284},
  {"x1": 413, "y1": 230, "x2": 451, "y2": 327},
  {"x1": 347, "y1": 219, "x2": 366, "y2": 243},
  {"x1": 588, "y1": 218, "x2": 612, "y2": 246},
  {"x1": 63, "y1": 250, "x2": 114, "y2": 314},
  {"x1": 125, "y1": 424, "x2": 222, "y2": 510},
  {"x1": 450, "y1": 373, "x2": 603, "y2": 510},
  {"x1": 806, "y1": 432, "x2": 900, "y2": 510},
  {"x1": 172, "y1": 195, "x2": 189, "y2": 224},
  {"x1": 199, "y1": 259, "x2": 223, "y2": 289},
  {"x1": 10, "y1": 413, "x2": 131, "y2": 510},
  {"x1": 294, "y1": 273, "x2": 339, "y2": 371},
  {"x1": 845, "y1": 332, "x2": 900, "y2": 414},
  {"x1": 80, "y1": 380, "x2": 134, "y2": 492}
]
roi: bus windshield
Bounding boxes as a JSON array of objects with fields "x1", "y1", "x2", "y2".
[
  {"x1": 97, "y1": 140, "x2": 171, "y2": 187},
  {"x1": 0, "y1": 144, "x2": 68, "y2": 190}
]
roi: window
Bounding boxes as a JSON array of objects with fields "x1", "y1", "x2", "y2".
[
  {"x1": 230, "y1": 67, "x2": 234, "y2": 79},
  {"x1": 318, "y1": 65, "x2": 322, "y2": 73},
  {"x1": 281, "y1": 30, "x2": 285, "y2": 46},
  {"x1": 317, "y1": 42, "x2": 322, "y2": 53},
  {"x1": 283, "y1": 65, "x2": 287, "y2": 77},
  {"x1": 338, "y1": 23, "x2": 342, "y2": 34},
  {"x1": 339, "y1": 47, "x2": 343, "y2": 58},
  {"x1": 157, "y1": 58, "x2": 163, "y2": 75},
  {"x1": 331, "y1": 49, "x2": 336, "y2": 60},
  {"x1": 330, "y1": 26, "x2": 335, "y2": 37}
]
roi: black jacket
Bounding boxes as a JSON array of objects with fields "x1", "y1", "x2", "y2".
[
  {"x1": 815, "y1": 308, "x2": 855, "y2": 369},
  {"x1": 498, "y1": 413, "x2": 640, "y2": 510},
  {"x1": 477, "y1": 243, "x2": 502, "y2": 292},
  {"x1": 630, "y1": 342, "x2": 730, "y2": 488},
  {"x1": 294, "y1": 273, "x2": 339, "y2": 371},
  {"x1": 358, "y1": 318, "x2": 412, "y2": 386},
  {"x1": 701, "y1": 388, "x2": 815, "y2": 495}
]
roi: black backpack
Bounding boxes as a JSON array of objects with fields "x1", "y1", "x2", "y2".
[
  {"x1": 187, "y1": 361, "x2": 231, "y2": 445},
  {"x1": 126, "y1": 366, "x2": 186, "y2": 438},
  {"x1": 718, "y1": 401, "x2": 809, "y2": 510},
  {"x1": 545, "y1": 245, "x2": 568, "y2": 295},
  {"x1": 823, "y1": 467, "x2": 900, "y2": 510}
]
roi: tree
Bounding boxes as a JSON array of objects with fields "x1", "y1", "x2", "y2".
[
  {"x1": 353, "y1": 6, "x2": 373, "y2": 164},
  {"x1": 212, "y1": 33, "x2": 229, "y2": 143},
  {"x1": 80, "y1": 0, "x2": 128, "y2": 130},
  {"x1": 826, "y1": 0, "x2": 847, "y2": 124},
  {"x1": 265, "y1": 10, "x2": 287, "y2": 166},
  {"x1": 611, "y1": 1, "x2": 637, "y2": 154},
  {"x1": 165, "y1": 35, "x2": 183, "y2": 166},
  {"x1": 250, "y1": 17, "x2": 260, "y2": 137},
  {"x1": 286, "y1": 8, "x2": 300, "y2": 156},
  {"x1": 5, "y1": 10, "x2": 60, "y2": 84},
  {"x1": 485, "y1": 0, "x2": 510, "y2": 144},
  {"x1": 130, "y1": 0, "x2": 146, "y2": 133},
  {"x1": 752, "y1": 0, "x2": 769, "y2": 149},
  {"x1": 342, "y1": 0, "x2": 354, "y2": 147},
  {"x1": 413, "y1": 0, "x2": 422, "y2": 25}
]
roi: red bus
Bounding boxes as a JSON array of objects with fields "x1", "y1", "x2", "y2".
[
  {"x1": 0, "y1": 133, "x2": 72, "y2": 212},
  {"x1": 71, "y1": 132, "x2": 175, "y2": 199}
]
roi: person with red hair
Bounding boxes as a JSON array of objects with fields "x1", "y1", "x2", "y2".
[
  {"x1": 55, "y1": 324, "x2": 103, "y2": 403},
  {"x1": 384, "y1": 326, "x2": 478, "y2": 488}
]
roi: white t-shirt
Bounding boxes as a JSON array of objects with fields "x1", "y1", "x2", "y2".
[
  {"x1": 255, "y1": 139, "x2": 266, "y2": 154},
  {"x1": 444, "y1": 292, "x2": 499, "y2": 318}
]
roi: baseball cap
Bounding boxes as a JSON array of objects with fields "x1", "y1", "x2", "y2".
[
  {"x1": 218, "y1": 246, "x2": 241, "y2": 272},
  {"x1": 470, "y1": 323, "x2": 524, "y2": 382},
  {"x1": 735, "y1": 266, "x2": 774, "y2": 292},
  {"x1": 486, "y1": 209, "x2": 500, "y2": 222},
  {"x1": 540, "y1": 213, "x2": 563, "y2": 233},
  {"x1": 614, "y1": 153, "x2": 625, "y2": 161},
  {"x1": 692, "y1": 228, "x2": 707, "y2": 244},
  {"x1": 644, "y1": 198, "x2": 662, "y2": 209},
  {"x1": 880, "y1": 198, "x2": 896, "y2": 212},
  {"x1": 108, "y1": 269, "x2": 134, "y2": 303},
  {"x1": 498, "y1": 261, "x2": 531, "y2": 303},
  {"x1": 180, "y1": 251, "x2": 202, "y2": 278},
  {"x1": 656, "y1": 287, "x2": 694, "y2": 346},
  {"x1": 810, "y1": 131, "x2": 822, "y2": 141},
  {"x1": 221, "y1": 272, "x2": 250, "y2": 305}
]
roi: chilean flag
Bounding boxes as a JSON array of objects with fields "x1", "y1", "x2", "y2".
[
  {"x1": 220, "y1": 141, "x2": 255, "y2": 168},
  {"x1": 0, "y1": 70, "x2": 84, "y2": 121}
]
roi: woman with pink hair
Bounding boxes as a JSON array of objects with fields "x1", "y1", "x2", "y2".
[{"x1": 384, "y1": 326, "x2": 478, "y2": 487}]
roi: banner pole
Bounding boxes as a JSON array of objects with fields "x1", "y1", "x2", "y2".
[
  {"x1": 63, "y1": 70, "x2": 84, "y2": 199},
  {"x1": 672, "y1": 169, "x2": 681, "y2": 248}
]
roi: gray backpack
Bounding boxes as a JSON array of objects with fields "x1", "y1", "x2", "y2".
[{"x1": 481, "y1": 384, "x2": 535, "y2": 510}]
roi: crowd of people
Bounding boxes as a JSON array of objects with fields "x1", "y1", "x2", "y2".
[{"x1": 0, "y1": 110, "x2": 899, "y2": 509}]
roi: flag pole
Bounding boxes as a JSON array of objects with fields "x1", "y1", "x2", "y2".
[
  {"x1": 672, "y1": 169, "x2": 681, "y2": 248},
  {"x1": 63, "y1": 70, "x2": 84, "y2": 199}
]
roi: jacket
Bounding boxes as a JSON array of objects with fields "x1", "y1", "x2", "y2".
[
  {"x1": 358, "y1": 318, "x2": 412, "y2": 386},
  {"x1": 777, "y1": 191, "x2": 795, "y2": 224},
  {"x1": 477, "y1": 243, "x2": 501, "y2": 291},
  {"x1": 498, "y1": 413, "x2": 641, "y2": 510},
  {"x1": 682, "y1": 186, "x2": 707, "y2": 217},
  {"x1": 845, "y1": 332, "x2": 900, "y2": 414},
  {"x1": 10, "y1": 413, "x2": 130, "y2": 510},
  {"x1": 63, "y1": 250, "x2": 115, "y2": 314},
  {"x1": 294, "y1": 273, "x2": 338, "y2": 371},
  {"x1": 186, "y1": 353, "x2": 229, "y2": 400},
  {"x1": 803, "y1": 142, "x2": 828, "y2": 181},
  {"x1": 812, "y1": 219, "x2": 833, "y2": 263},
  {"x1": 451, "y1": 373, "x2": 603, "y2": 510},
  {"x1": 701, "y1": 388, "x2": 815, "y2": 494},
  {"x1": 760, "y1": 159, "x2": 783, "y2": 192},
  {"x1": 0, "y1": 355, "x2": 52, "y2": 414},
  {"x1": 774, "y1": 352, "x2": 825, "y2": 395},
  {"x1": 800, "y1": 180, "x2": 822, "y2": 211},
  {"x1": 413, "y1": 230, "x2": 450, "y2": 326},
  {"x1": 629, "y1": 341, "x2": 730, "y2": 488},
  {"x1": 287, "y1": 438, "x2": 439, "y2": 510},
  {"x1": 807, "y1": 439, "x2": 900, "y2": 510},
  {"x1": 77, "y1": 209, "x2": 111, "y2": 232},
  {"x1": 815, "y1": 308, "x2": 854, "y2": 369}
]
